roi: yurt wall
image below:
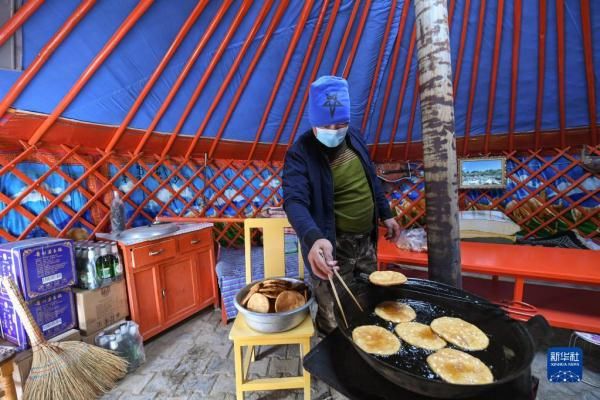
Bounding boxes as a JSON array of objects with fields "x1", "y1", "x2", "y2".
[{"x1": 0, "y1": 0, "x2": 598, "y2": 246}]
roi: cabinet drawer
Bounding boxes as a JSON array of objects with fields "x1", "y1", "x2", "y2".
[
  {"x1": 132, "y1": 239, "x2": 176, "y2": 268},
  {"x1": 177, "y1": 229, "x2": 212, "y2": 253}
]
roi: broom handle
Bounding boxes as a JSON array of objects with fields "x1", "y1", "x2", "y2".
[{"x1": 1, "y1": 277, "x2": 46, "y2": 347}]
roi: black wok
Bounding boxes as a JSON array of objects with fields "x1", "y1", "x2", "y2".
[{"x1": 334, "y1": 277, "x2": 544, "y2": 399}]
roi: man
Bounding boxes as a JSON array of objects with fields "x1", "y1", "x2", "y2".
[{"x1": 283, "y1": 75, "x2": 401, "y2": 334}]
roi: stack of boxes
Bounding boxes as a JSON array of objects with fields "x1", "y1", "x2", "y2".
[
  {"x1": 0, "y1": 237, "x2": 80, "y2": 398},
  {"x1": 0, "y1": 237, "x2": 78, "y2": 349}
]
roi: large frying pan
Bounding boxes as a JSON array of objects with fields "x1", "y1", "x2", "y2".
[{"x1": 334, "y1": 277, "x2": 545, "y2": 399}]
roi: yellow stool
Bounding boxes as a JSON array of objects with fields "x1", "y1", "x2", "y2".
[
  {"x1": 229, "y1": 217, "x2": 314, "y2": 400},
  {"x1": 229, "y1": 314, "x2": 313, "y2": 400}
]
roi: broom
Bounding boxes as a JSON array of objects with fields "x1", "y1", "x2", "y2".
[{"x1": 1, "y1": 277, "x2": 128, "y2": 400}]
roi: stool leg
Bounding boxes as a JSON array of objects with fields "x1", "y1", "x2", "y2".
[
  {"x1": 0, "y1": 360, "x2": 17, "y2": 400},
  {"x1": 301, "y1": 339, "x2": 311, "y2": 400},
  {"x1": 233, "y1": 343, "x2": 244, "y2": 400}
]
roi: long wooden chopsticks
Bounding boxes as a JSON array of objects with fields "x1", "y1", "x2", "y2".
[{"x1": 319, "y1": 251, "x2": 364, "y2": 328}]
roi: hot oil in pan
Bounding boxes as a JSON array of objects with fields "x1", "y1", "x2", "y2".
[{"x1": 353, "y1": 299, "x2": 508, "y2": 382}]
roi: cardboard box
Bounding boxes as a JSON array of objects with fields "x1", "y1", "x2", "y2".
[
  {"x1": 81, "y1": 319, "x2": 127, "y2": 345},
  {"x1": 0, "y1": 237, "x2": 77, "y2": 300},
  {"x1": 74, "y1": 279, "x2": 129, "y2": 335},
  {"x1": 9, "y1": 329, "x2": 81, "y2": 399},
  {"x1": 0, "y1": 289, "x2": 76, "y2": 350}
]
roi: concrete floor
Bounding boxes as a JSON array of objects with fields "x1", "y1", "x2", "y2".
[{"x1": 102, "y1": 309, "x2": 600, "y2": 400}]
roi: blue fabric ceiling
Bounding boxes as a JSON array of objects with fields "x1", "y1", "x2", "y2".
[{"x1": 0, "y1": 0, "x2": 598, "y2": 145}]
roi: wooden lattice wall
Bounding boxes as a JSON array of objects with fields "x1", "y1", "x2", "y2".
[{"x1": 0, "y1": 143, "x2": 598, "y2": 247}]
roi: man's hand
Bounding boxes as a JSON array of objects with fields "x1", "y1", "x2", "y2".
[
  {"x1": 308, "y1": 239, "x2": 338, "y2": 279},
  {"x1": 383, "y1": 217, "x2": 401, "y2": 243}
]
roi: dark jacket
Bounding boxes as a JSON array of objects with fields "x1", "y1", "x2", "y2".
[{"x1": 282, "y1": 127, "x2": 393, "y2": 273}]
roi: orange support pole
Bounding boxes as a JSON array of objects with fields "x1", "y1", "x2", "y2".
[
  {"x1": 206, "y1": 0, "x2": 289, "y2": 159},
  {"x1": 165, "y1": 0, "x2": 257, "y2": 158},
  {"x1": 331, "y1": 0, "x2": 361, "y2": 75},
  {"x1": 534, "y1": 0, "x2": 547, "y2": 149},
  {"x1": 0, "y1": 143, "x2": 36, "y2": 176},
  {"x1": 484, "y1": 0, "x2": 505, "y2": 153},
  {"x1": 462, "y1": 0, "x2": 487, "y2": 155},
  {"x1": 246, "y1": 0, "x2": 315, "y2": 161},
  {"x1": 508, "y1": 0, "x2": 522, "y2": 152},
  {"x1": 342, "y1": 0, "x2": 372, "y2": 78},
  {"x1": 132, "y1": 0, "x2": 233, "y2": 155},
  {"x1": 104, "y1": 0, "x2": 209, "y2": 153},
  {"x1": 0, "y1": 0, "x2": 44, "y2": 47},
  {"x1": 0, "y1": 0, "x2": 95, "y2": 118},
  {"x1": 579, "y1": 0, "x2": 597, "y2": 146},
  {"x1": 181, "y1": 1, "x2": 273, "y2": 159},
  {"x1": 555, "y1": 0, "x2": 566, "y2": 148},
  {"x1": 279, "y1": 0, "x2": 342, "y2": 160},
  {"x1": 27, "y1": 0, "x2": 153, "y2": 146},
  {"x1": 386, "y1": 26, "x2": 416, "y2": 160},
  {"x1": 453, "y1": 0, "x2": 472, "y2": 97},
  {"x1": 369, "y1": 0, "x2": 411, "y2": 159},
  {"x1": 262, "y1": 0, "x2": 331, "y2": 161},
  {"x1": 360, "y1": 0, "x2": 397, "y2": 134}
]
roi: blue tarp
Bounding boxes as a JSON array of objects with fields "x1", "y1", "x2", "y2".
[{"x1": 0, "y1": 0, "x2": 597, "y2": 144}]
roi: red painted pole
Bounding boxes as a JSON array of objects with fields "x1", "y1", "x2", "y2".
[
  {"x1": 181, "y1": 1, "x2": 274, "y2": 160},
  {"x1": 534, "y1": 0, "x2": 547, "y2": 149},
  {"x1": 386, "y1": 27, "x2": 416, "y2": 160},
  {"x1": 263, "y1": 0, "x2": 331, "y2": 161},
  {"x1": 404, "y1": 78, "x2": 419, "y2": 161},
  {"x1": 484, "y1": 0, "x2": 505, "y2": 153},
  {"x1": 279, "y1": 0, "x2": 342, "y2": 160},
  {"x1": 453, "y1": 0, "x2": 472, "y2": 97},
  {"x1": 579, "y1": 0, "x2": 597, "y2": 146},
  {"x1": 132, "y1": 0, "x2": 233, "y2": 155},
  {"x1": 360, "y1": 0, "x2": 397, "y2": 135},
  {"x1": 27, "y1": 0, "x2": 153, "y2": 146},
  {"x1": 508, "y1": 0, "x2": 522, "y2": 152},
  {"x1": 0, "y1": 0, "x2": 45, "y2": 47},
  {"x1": 0, "y1": 0, "x2": 95, "y2": 118},
  {"x1": 462, "y1": 0, "x2": 487, "y2": 155},
  {"x1": 331, "y1": 0, "x2": 361, "y2": 75},
  {"x1": 369, "y1": 0, "x2": 411, "y2": 159},
  {"x1": 171, "y1": 1, "x2": 258, "y2": 159},
  {"x1": 104, "y1": 0, "x2": 209, "y2": 153},
  {"x1": 246, "y1": 0, "x2": 314, "y2": 160},
  {"x1": 342, "y1": 0, "x2": 372, "y2": 78},
  {"x1": 206, "y1": 0, "x2": 289, "y2": 159},
  {"x1": 555, "y1": 0, "x2": 566, "y2": 148}
]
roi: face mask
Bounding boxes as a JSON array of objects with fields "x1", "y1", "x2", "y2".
[{"x1": 315, "y1": 126, "x2": 348, "y2": 148}]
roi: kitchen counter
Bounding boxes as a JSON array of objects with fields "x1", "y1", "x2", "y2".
[{"x1": 97, "y1": 222, "x2": 213, "y2": 246}]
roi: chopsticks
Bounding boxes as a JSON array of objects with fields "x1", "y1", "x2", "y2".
[{"x1": 319, "y1": 251, "x2": 364, "y2": 328}]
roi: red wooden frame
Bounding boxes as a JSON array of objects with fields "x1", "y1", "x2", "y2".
[
  {"x1": 579, "y1": 0, "x2": 598, "y2": 146},
  {"x1": 484, "y1": 0, "x2": 505, "y2": 153},
  {"x1": 0, "y1": 0, "x2": 44, "y2": 47},
  {"x1": 555, "y1": 0, "x2": 566, "y2": 148},
  {"x1": 534, "y1": 0, "x2": 547, "y2": 150},
  {"x1": 508, "y1": 0, "x2": 522, "y2": 152},
  {"x1": 27, "y1": 0, "x2": 153, "y2": 147},
  {"x1": 104, "y1": 0, "x2": 209, "y2": 152}
]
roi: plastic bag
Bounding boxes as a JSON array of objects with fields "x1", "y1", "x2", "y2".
[{"x1": 396, "y1": 228, "x2": 428, "y2": 252}]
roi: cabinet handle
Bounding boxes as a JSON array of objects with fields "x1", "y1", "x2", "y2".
[
  {"x1": 190, "y1": 239, "x2": 200, "y2": 245},
  {"x1": 162, "y1": 289, "x2": 166, "y2": 298},
  {"x1": 149, "y1": 249, "x2": 164, "y2": 256}
]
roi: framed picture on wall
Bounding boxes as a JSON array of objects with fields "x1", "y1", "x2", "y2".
[{"x1": 459, "y1": 157, "x2": 506, "y2": 189}]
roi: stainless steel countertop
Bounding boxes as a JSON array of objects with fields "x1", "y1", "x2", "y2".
[{"x1": 97, "y1": 222, "x2": 213, "y2": 246}]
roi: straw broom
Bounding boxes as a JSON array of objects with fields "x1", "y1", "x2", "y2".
[{"x1": 1, "y1": 277, "x2": 128, "y2": 400}]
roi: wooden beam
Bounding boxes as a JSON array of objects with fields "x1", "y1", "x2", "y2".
[
  {"x1": 0, "y1": 0, "x2": 44, "y2": 47},
  {"x1": 413, "y1": 0, "x2": 461, "y2": 287}
]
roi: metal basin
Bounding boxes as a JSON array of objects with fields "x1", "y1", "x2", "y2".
[
  {"x1": 234, "y1": 277, "x2": 314, "y2": 333},
  {"x1": 117, "y1": 223, "x2": 179, "y2": 241}
]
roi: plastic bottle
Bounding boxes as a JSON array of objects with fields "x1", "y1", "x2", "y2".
[
  {"x1": 85, "y1": 247, "x2": 100, "y2": 290},
  {"x1": 111, "y1": 243, "x2": 124, "y2": 279},
  {"x1": 110, "y1": 191, "x2": 126, "y2": 234}
]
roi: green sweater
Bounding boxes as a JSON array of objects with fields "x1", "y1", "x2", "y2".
[{"x1": 329, "y1": 143, "x2": 374, "y2": 233}]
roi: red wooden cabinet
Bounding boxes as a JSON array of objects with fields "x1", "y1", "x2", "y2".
[{"x1": 120, "y1": 228, "x2": 217, "y2": 340}]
